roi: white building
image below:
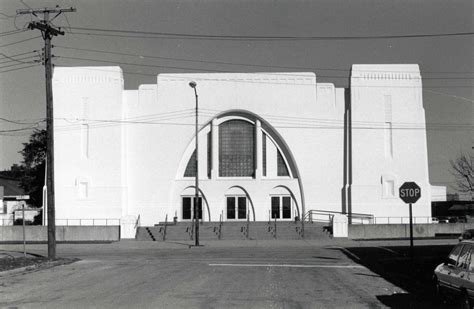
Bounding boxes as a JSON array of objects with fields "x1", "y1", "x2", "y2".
[{"x1": 52, "y1": 64, "x2": 439, "y2": 233}]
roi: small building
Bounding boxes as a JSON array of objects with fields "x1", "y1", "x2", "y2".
[
  {"x1": 0, "y1": 177, "x2": 38, "y2": 225},
  {"x1": 52, "y1": 64, "x2": 443, "y2": 233}
]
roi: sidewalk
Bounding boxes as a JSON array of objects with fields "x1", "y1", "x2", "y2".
[{"x1": 0, "y1": 237, "x2": 458, "y2": 259}]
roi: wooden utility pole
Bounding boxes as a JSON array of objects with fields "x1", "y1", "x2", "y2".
[{"x1": 17, "y1": 7, "x2": 76, "y2": 259}]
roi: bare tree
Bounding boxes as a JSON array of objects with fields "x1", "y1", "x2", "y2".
[{"x1": 450, "y1": 153, "x2": 474, "y2": 197}]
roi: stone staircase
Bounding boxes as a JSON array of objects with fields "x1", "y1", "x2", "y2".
[{"x1": 135, "y1": 221, "x2": 331, "y2": 241}]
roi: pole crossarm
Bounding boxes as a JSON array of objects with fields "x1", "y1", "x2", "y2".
[
  {"x1": 27, "y1": 21, "x2": 65, "y2": 36},
  {"x1": 17, "y1": 7, "x2": 76, "y2": 15}
]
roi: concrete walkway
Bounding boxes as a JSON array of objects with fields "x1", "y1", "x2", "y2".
[{"x1": 0, "y1": 238, "x2": 459, "y2": 260}]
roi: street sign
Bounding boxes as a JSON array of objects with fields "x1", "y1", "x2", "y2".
[
  {"x1": 16, "y1": 195, "x2": 30, "y2": 200},
  {"x1": 399, "y1": 182, "x2": 421, "y2": 204},
  {"x1": 399, "y1": 181, "x2": 421, "y2": 262}
]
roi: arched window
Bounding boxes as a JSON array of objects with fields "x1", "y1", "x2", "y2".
[
  {"x1": 184, "y1": 150, "x2": 196, "y2": 177},
  {"x1": 277, "y1": 150, "x2": 289, "y2": 176},
  {"x1": 219, "y1": 120, "x2": 255, "y2": 177}
]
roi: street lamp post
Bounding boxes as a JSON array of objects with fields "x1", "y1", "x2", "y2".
[{"x1": 189, "y1": 81, "x2": 199, "y2": 246}]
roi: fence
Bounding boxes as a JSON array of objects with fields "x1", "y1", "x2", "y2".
[
  {"x1": 367, "y1": 216, "x2": 433, "y2": 224},
  {"x1": 0, "y1": 219, "x2": 14, "y2": 226},
  {"x1": 302, "y1": 209, "x2": 463, "y2": 225},
  {"x1": 1, "y1": 218, "x2": 121, "y2": 226}
]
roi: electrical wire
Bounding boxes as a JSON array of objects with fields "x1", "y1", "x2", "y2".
[
  {"x1": 55, "y1": 54, "x2": 474, "y2": 81},
  {"x1": 0, "y1": 55, "x2": 38, "y2": 64},
  {"x1": 0, "y1": 29, "x2": 27, "y2": 37},
  {"x1": 0, "y1": 50, "x2": 38, "y2": 58},
  {"x1": 55, "y1": 45, "x2": 343, "y2": 72},
  {"x1": 0, "y1": 117, "x2": 45, "y2": 125},
  {"x1": 0, "y1": 52, "x2": 39, "y2": 64},
  {"x1": 52, "y1": 111, "x2": 474, "y2": 133},
  {"x1": 0, "y1": 63, "x2": 39, "y2": 74},
  {"x1": 54, "y1": 45, "x2": 474, "y2": 75},
  {"x1": 0, "y1": 36, "x2": 41, "y2": 48},
  {"x1": 53, "y1": 64, "x2": 474, "y2": 89},
  {"x1": 61, "y1": 26, "x2": 474, "y2": 41}
]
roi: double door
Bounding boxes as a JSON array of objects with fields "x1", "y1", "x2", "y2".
[
  {"x1": 227, "y1": 196, "x2": 247, "y2": 220},
  {"x1": 182, "y1": 197, "x2": 202, "y2": 220},
  {"x1": 271, "y1": 196, "x2": 292, "y2": 219}
]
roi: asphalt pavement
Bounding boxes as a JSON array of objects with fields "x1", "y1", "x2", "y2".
[{"x1": 0, "y1": 238, "x2": 458, "y2": 308}]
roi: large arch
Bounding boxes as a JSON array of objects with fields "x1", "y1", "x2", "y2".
[
  {"x1": 173, "y1": 109, "x2": 306, "y2": 222},
  {"x1": 213, "y1": 110, "x2": 305, "y2": 220}
]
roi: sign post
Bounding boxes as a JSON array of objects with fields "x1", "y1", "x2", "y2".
[
  {"x1": 399, "y1": 182, "x2": 421, "y2": 261},
  {"x1": 16, "y1": 195, "x2": 30, "y2": 258}
]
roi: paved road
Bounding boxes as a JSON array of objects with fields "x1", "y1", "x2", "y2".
[{"x1": 0, "y1": 240, "x2": 447, "y2": 308}]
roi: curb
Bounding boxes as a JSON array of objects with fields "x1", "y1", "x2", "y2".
[{"x1": 0, "y1": 258, "x2": 77, "y2": 276}]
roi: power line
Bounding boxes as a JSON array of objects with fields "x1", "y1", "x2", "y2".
[
  {"x1": 0, "y1": 29, "x2": 27, "y2": 37},
  {"x1": 54, "y1": 64, "x2": 474, "y2": 89},
  {"x1": 54, "y1": 45, "x2": 474, "y2": 75},
  {"x1": 0, "y1": 117, "x2": 45, "y2": 125},
  {"x1": 52, "y1": 113, "x2": 474, "y2": 133},
  {"x1": 57, "y1": 55, "x2": 232, "y2": 73},
  {"x1": 60, "y1": 25, "x2": 474, "y2": 41},
  {"x1": 0, "y1": 50, "x2": 38, "y2": 58},
  {"x1": 424, "y1": 89, "x2": 474, "y2": 103},
  {"x1": 0, "y1": 36, "x2": 40, "y2": 48},
  {"x1": 0, "y1": 52, "x2": 39, "y2": 64},
  {"x1": 0, "y1": 12, "x2": 16, "y2": 19},
  {"x1": 55, "y1": 54, "x2": 474, "y2": 81},
  {"x1": 0, "y1": 63, "x2": 39, "y2": 73},
  {"x1": 0, "y1": 55, "x2": 38, "y2": 64},
  {"x1": 55, "y1": 45, "x2": 344, "y2": 72},
  {"x1": 0, "y1": 61, "x2": 37, "y2": 69}
]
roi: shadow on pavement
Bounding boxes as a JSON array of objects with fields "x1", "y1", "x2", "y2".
[{"x1": 337, "y1": 244, "x2": 456, "y2": 308}]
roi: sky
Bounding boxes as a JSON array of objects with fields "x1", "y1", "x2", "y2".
[{"x1": 0, "y1": 0, "x2": 472, "y2": 196}]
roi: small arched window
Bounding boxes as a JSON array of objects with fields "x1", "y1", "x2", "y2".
[{"x1": 184, "y1": 150, "x2": 196, "y2": 177}]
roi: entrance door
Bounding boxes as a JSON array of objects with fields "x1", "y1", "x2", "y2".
[
  {"x1": 271, "y1": 196, "x2": 292, "y2": 219},
  {"x1": 227, "y1": 196, "x2": 247, "y2": 220},
  {"x1": 182, "y1": 196, "x2": 202, "y2": 220}
]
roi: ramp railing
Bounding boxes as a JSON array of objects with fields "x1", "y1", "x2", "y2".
[{"x1": 304, "y1": 210, "x2": 374, "y2": 225}]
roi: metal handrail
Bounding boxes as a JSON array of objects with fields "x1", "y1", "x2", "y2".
[
  {"x1": 369, "y1": 216, "x2": 434, "y2": 225},
  {"x1": 134, "y1": 215, "x2": 141, "y2": 229},
  {"x1": 304, "y1": 210, "x2": 374, "y2": 223}
]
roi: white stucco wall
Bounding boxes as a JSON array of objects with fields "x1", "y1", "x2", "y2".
[
  {"x1": 350, "y1": 64, "x2": 432, "y2": 218},
  {"x1": 52, "y1": 66, "x2": 436, "y2": 226},
  {"x1": 53, "y1": 67, "x2": 125, "y2": 221}
]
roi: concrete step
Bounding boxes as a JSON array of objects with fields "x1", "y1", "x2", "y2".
[{"x1": 136, "y1": 221, "x2": 331, "y2": 241}]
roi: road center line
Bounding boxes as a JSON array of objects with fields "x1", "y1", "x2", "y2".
[{"x1": 209, "y1": 263, "x2": 365, "y2": 268}]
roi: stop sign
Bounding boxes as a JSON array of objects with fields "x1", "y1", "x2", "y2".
[{"x1": 399, "y1": 182, "x2": 421, "y2": 204}]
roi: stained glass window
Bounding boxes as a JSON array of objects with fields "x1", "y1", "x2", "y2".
[
  {"x1": 277, "y1": 150, "x2": 289, "y2": 176},
  {"x1": 262, "y1": 133, "x2": 267, "y2": 177},
  {"x1": 207, "y1": 131, "x2": 212, "y2": 178},
  {"x1": 184, "y1": 150, "x2": 196, "y2": 177},
  {"x1": 219, "y1": 120, "x2": 255, "y2": 177}
]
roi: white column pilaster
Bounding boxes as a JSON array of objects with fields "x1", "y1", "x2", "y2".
[
  {"x1": 211, "y1": 119, "x2": 219, "y2": 179},
  {"x1": 255, "y1": 119, "x2": 262, "y2": 179}
]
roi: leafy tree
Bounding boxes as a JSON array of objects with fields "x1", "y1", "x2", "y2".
[
  {"x1": 18, "y1": 129, "x2": 46, "y2": 207},
  {"x1": 450, "y1": 153, "x2": 474, "y2": 198},
  {"x1": 0, "y1": 163, "x2": 24, "y2": 179}
]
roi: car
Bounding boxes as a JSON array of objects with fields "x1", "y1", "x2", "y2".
[
  {"x1": 460, "y1": 230, "x2": 474, "y2": 242},
  {"x1": 434, "y1": 240, "x2": 474, "y2": 308}
]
